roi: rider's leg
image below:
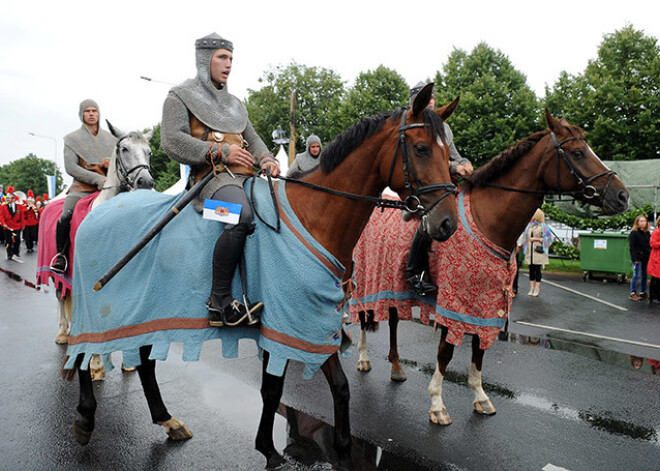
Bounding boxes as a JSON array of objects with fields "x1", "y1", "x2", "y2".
[
  {"x1": 51, "y1": 193, "x2": 85, "y2": 273},
  {"x1": 206, "y1": 184, "x2": 260, "y2": 327},
  {"x1": 406, "y1": 227, "x2": 437, "y2": 296}
]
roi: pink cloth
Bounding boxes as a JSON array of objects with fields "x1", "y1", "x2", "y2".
[
  {"x1": 351, "y1": 191, "x2": 516, "y2": 350},
  {"x1": 36, "y1": 192, "x2": 99, "y2": 296}
]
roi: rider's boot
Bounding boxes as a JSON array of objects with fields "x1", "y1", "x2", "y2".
[
  {"x1": 50, "y1": 219, "x2": 70, "y2": 274},
  {"x1": 206, "y1": 223, "x2": 263, "y2": 327},
  {"x1": 406, "y1": 228, "x2": 437, "y2": 296}
]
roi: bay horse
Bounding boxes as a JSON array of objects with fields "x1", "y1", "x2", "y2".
[
  {"x1": 37, "y1": 123, "x2": 153, "y2": 378},
  {"x1": 350, "y1": 110, "x2": 630, "y2": 426},
  {"x1": 65, "y1": 85, "x2": 460, "y2": 470}
]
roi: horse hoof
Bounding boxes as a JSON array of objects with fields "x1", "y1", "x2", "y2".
[
  {"x1": 473, "y1": 399, "x2": 497, "y2": 416},
  {"x1": 55, "y1": 334, "x2": 68, "y2": 345},
  {"x1": 265, "y1": 454, "x2": 293, "y2": 470},
  {"x1": 121, "y1": 364, "x2": 137, "y2": 373},
  {"x1": 89, "y1": 355, "x2": 105, "y2": 381},
  {"x1": 429, "y1": 409, "x2": 452, "y2": 426},
  {"x1": 72, "y1": 420, "x2": 93, "y2": 445},
  {"x1": 158, "y1": 417, "x2": 193, "y2": 441},
  {"x1": 390, "y1": 369, "x2": 407, "y2": 382},
  {"x1": 357, "y1": 360, "x2": 371, "y2": 372}
]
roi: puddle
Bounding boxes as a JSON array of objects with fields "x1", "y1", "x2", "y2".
[{"x1": 499, "y1": 331, "x2": 660, "y2": 375}]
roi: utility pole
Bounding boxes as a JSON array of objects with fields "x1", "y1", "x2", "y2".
[{"x1": 288, "y1": 89, "x2": 297, "y2": 166}]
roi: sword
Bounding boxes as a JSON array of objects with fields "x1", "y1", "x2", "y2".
[{"x1": 93, "y1": 168, "x2": 219, "y2": 292}]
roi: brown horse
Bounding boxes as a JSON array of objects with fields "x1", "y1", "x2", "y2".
[
  {"x1": 68, "y1": 84, "x2": 461, "y2": 471},
  {"x1": 351, "y1": 110, "x2": 629, "y2": 426}
]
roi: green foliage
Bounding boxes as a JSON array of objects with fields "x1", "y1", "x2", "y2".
[
  {"x1": 544, "y1": 25, "x2": 660, "y2": 161},
  {"x1": 147, "y1": 124, "x2": 180, "y2": 192},
  {"x1": 330, "y1": 66, "x2": 409, "y2": 136},
  {"x1": 0, "y1": 154, "x2": 64, "y2": 196},
  {"x1": 542, "y1": 202, "x2": 654, "y2": 230},
  {"x1": 434, "y1": 43, "x2": 541, "y2": 167},
  {"x1": 245, "y1": 62, "x2": 345, "y2": 153},
  {"x1": 550, "y1": 240, "x2": 580, "y2": 260}
]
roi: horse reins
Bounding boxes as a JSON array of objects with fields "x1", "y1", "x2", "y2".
[
  {"x1": 251, "y1": 110, "x2": 458, "y2": 232},
  {"x1": 483, "y1": 131, "x2": 617, "y2": 205}
]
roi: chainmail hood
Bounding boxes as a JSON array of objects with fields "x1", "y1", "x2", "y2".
[{"x1": 168, "y1": 33, "x2": 247, "y2": 133}]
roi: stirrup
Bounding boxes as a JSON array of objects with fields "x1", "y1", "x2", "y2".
[{"x1": 50, "y1": 253, "x2": 68, "y2": 274}]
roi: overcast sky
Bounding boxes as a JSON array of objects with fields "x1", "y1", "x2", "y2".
[{"x1": 1, "y1": 0, "x2": 659, "y2": 174}]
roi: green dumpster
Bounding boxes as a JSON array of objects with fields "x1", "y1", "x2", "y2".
[{"x1": 579, "y1": 231, "x2": 632, "y2": 283}]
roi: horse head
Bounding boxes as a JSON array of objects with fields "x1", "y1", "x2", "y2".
[
  {"x1": 107, "y1": 120, "x2": 154, "y2": 191},
  {"x1": 542, "y1": 110, "x2": 629, "y2": 214},
  {"x1": 382, "y1": 83, "x2": 459, "y2": 242}
]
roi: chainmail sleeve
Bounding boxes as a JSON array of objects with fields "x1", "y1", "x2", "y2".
[
  {"x1": 242, "y1": 120, "x2": 272, "y2": 164},
  {"x1": 161, "y1": 92, "x2": 210, "y2": 167},
  {"x1": 444, "y1": 123, "x2": 470, "y2": 174}
]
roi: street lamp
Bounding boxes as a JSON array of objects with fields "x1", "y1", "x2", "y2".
[
  {"x1": 28, "y1": 132, "x2": 58, "y2": 166},
  {"x1": 140, "y1": 75, "x2": 176, "y2": 86}
]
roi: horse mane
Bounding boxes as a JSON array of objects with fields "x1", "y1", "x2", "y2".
[
  {"x1": 468, "y1": 123, "x2": 585, "y2": 186},
  {"x1": 320, "y1": 108, "x2": 446, "y2": 174}
]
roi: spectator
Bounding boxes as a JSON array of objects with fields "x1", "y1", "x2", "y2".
[
  {"x1": 646, "y1": 215, "x2": 660, "y2": 304},
  {"x1": 523, "y1": 208, "x2": 552, "y2": 297},
  {"x1": 287, "y1": 135, "x2": 322, "y2": 177},
  {"x1": 628, "y1": 214, "x2": 651, "y2": 301}
]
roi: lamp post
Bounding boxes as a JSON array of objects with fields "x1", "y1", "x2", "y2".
[
  {"x1": 28, "y1": 132, "x2": 58, "y2": 167},
  {"x1": 140, "y1": 75, "x2": 176, "y2": 86}
]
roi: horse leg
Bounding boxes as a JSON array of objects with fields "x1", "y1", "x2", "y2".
[
  {"x1": 89, "y1": 354, "x2": 106, "y2": 381},
  {"x1": 469, "y1": 335, "x2": 496, "y2": 416},
  {"x1": 387, "y1": 307, "x2": 406, "y2": 382},
  {"x1": 136, "y1": 345, "x2": 192, "y2": 441},
  {"x1": 55, "y1": 292, "x2": 70, "y2": 345},
  {"x1": 255, "y1": 350, "x2": 291, "y2": 470},
  {"x1": 321, "y1": 353, "x2": 353, "y2": 470},
  {"x1": 429, "y1": 326, "x2": 454, "y2": 426},
  {"x1": 72, "y1": 354, "x2": 96, "y2": 445},
  {"x1": 356, "y1": 310, "x2": 374, "y2": 372}
]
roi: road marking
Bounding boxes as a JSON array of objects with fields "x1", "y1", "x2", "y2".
[
  {"x1": 543, "y1": 464, "x2": 572, "y2": 471},
  {"x1": 514, "y1": 321, "x2": 660, "y2": 350},
  {"x1": 540, "y1": 278, "x2": 628, "y2": 311}
]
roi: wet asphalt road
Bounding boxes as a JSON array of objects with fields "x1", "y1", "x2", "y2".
[{"x1": 1, "y1": 249, "x2": 659, "y2": 471}]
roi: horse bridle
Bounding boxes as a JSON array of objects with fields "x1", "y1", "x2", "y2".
[
  {"x1": 114, "y1": 136, "x2": 151, "y2": 191},
  {"x1": 484, "y1": 131, "x2": 617, "y2": 204}
]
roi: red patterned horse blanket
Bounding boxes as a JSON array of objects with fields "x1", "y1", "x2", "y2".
[
  {"x1": 350, "y1": 190, "x2": 516, "y2": 350},
  {"x1": 36, "y1": 192, "x2": 98, "y2": 296}
]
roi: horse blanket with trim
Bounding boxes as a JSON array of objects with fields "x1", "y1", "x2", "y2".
[
  {"x1": 350, "y1": 189, "x2": 516, "y2": 350},
  {"x1": 36, "y1": 192, "x2": 99, "y2": 295},
  {"x1": 64, "y1": 180, "x2": 347, "y2": 379}
]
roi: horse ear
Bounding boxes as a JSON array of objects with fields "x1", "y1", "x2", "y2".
[
  {"x1": 143, "y1": 129, "x2": 153, "y2": 141},
  {"x1": 412, "y1": 83, "x2": 434, "y2": 117},
  {"x1": 435, "y1": 96, "x2": 460, "y2": 121},
  {"x1": 106, "y1": 120, "x2": 124, "y2": 138},
  {"x1": 545, "y1": 109, "x2": 562, "y2": 133}
]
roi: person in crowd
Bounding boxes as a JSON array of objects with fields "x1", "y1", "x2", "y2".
[
  {"x1": 646, "y1": 215, "x2": 660, "y2": 304},
  {"x1": 406, "y1": 81, "x2": 474, "y2": 295},
  {"x1": 50, "y1": 99, "x2": 116, "y2": 273},
  {"x1": 512, "y1": 232, "x2": 525, "y2": 295},
  {"x1": 523, "y1": 208, "x2": 552, "y2": 297},
  {"x1": 0, "y1": 184, "x2": 4, "y2": 246},
  {"x1": 0, "y1": 186, "x2": 25, "y2": 261},
  {"x1": 161, "y1": 33, "x2": 279, "y2": 328},
  {"x1": 287, "y1": 135, "x2": 322, "y2": 177},
  {"x1": 23, "y1": 190, "x2": 39, "y2": 253},
  {"x1": 628, "y1": 214, "x2": 651, "y2": 301}
]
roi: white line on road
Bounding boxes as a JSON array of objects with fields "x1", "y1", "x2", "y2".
[
  {"x1": 540, "y1": 278, "x2": 628, "y2": 311},
  {"x1": 542, "y1": 464, "x2": 572, "y2": 471},
  {"x1": 514, "y1": 321, "x2": 660, "y2": 350}
]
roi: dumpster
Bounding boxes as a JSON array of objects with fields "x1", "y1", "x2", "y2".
[{"x1": 579, "y1": 231, "x2": 632, "y2": 283}]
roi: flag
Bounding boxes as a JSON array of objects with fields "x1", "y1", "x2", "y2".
[
  {"x1": 46, "y1": 175, "x2": 56, "y2": 199},
  {"x1": 203, "y1": 199, "x2": 242, "y2": 225}
]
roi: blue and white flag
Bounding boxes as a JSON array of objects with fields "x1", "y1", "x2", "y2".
[
  {"x1": 203, "y1": 199, "x2": 242, "y2": 225},
  {"x1": 46, "y1": 175, "x2": 56, "y2": 199}
]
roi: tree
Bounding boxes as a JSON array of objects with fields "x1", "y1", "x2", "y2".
[
  {"x1": 0, "y1": 154, "x2": 64, "y2": 197},
  {"x1": 331, "y1": 66, "x2": 409, "y2": 137},
  {"x1": 245, "y1": 62, "x2": 345, "y2": 153},
  {"x1": 545, "y1": 25, "x2": 660, "y2": 161},
  {"x1": 434, "y1": 43, "x2": 541, "y2": 167},
  {"x1": 147, "y1": 124, "x2": 181, "y2": 192}
]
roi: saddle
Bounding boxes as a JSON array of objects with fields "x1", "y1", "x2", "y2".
[{"x1": 68, "y1": 158, "x2": 109, "y2": 193}]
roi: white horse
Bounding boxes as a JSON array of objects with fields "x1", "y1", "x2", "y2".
[{"x1": 38, "y1": 123, "x2": 154, "y2": 378}]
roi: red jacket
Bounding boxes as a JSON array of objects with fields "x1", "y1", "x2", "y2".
[
  {"x1": 0, "y1": 202, "x2": 25, "y2": 231},
  {"x1": 647, "y1": 228, "x2": 660, "y2": 278},
  {"x1": 23, "y1": 204, "x2": 40, "y2": 226}
]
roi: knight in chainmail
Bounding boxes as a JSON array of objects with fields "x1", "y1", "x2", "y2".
[
  {"x1": 406, "y1": 82, "x2": 474, "y2": 295},
  {"x1": 161, "y1": 33, "x2": 279, "y2": 328},
  {"x1": 50, "y1": 99, "x2": 117, "y2": 273},
  {"x1": 287, "y1": 134, "x2": 322, "y2": 177}
]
